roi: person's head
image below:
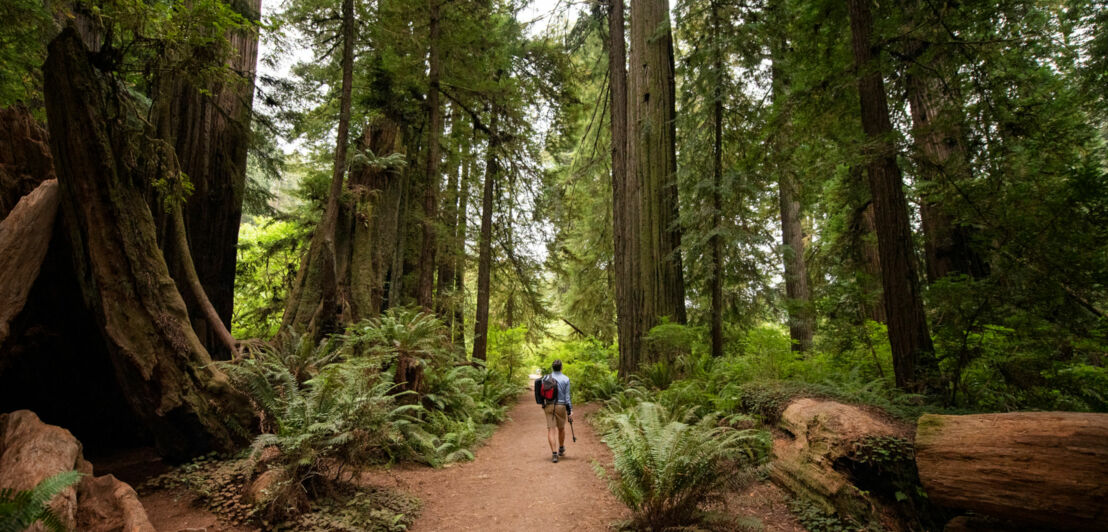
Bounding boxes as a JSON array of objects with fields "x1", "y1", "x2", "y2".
[{"x1": 552, "y1": 359, "x2": 563, "y2": 372}]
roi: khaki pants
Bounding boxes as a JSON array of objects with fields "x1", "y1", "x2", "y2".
[{"x1": 544, "y1": 404, "x2": 567, "y2": 429}]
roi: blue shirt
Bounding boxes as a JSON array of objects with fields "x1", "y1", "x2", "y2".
[{"x1": 552, "y1": 371, "x2": 571, "y2": 409}]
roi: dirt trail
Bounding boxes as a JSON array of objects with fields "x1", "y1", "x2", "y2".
[{"x1": 376, "y1": 390, "x2": 629, "y2": 531}]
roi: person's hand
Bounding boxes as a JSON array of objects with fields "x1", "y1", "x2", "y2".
[{"x1": 568, "y1": 413, "x2": 574, "y2": 422}]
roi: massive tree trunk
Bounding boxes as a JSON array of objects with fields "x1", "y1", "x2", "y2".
[
  {"x1": 903, "y1": 37, "x2": 987, "y2": 282},
  {"x1": 472, "y1": 112, "x2": 499, "y2": 362},
  {"x1": 158, "y1": 0, "x2": 261, "y2": 359},
  {"x1": 915, "y1": 412, "x2": 1108, "y2": 530},
  {"x1": 418, "y1": 0, "x2": 443, "y2": 312},
  {"x1": 629, "y1": 0, "x2": 686, "y2": 363},
  {"x1": 281, "y1": 0, "x2": 355, "y2": 340},
  {"x1": 44, "y1": 29, "x2": 253, "y2": 459},
  {"x1": 608, "y1": 0, "x2": 641, "y2": 378},
  {"x1": 847, "y1": 0, "x2": 936, "y2": 392},
  {"x1": 339, "y1": 119, "x2": 404, "y2": 321}
]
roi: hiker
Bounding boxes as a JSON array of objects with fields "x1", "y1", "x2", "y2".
[{"x1": 536, "y1": 359, "x2": 572, "y2": 463}]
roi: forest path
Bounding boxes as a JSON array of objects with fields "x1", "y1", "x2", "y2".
[{"x1": 374, "y1": 385, "x2": 629, "y2": 531}]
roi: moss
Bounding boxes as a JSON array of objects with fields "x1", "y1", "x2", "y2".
[{"x1": 915, "y1": 414, "x2": 945, "y2": 439}]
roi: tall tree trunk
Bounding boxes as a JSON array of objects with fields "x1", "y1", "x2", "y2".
[
  {"x1": 629, "y1": 0, "x2": 686, "y2": 365},
  {"x1": 436, "y1": 109, "x2": 461, "y2": 322},
  {"x1": 418, "y1": 0, "x2": 443, "y2": 312},
  {"x1": 339, "y1": 118, "x2": 403, "y2": 321},
  {"x1": 708, "y1": 0, "x2": 725, "y2": 358},
  {"x1": 472, "y1": 112, "x2": 499, "y2": 362},
  {"x1": 767, "y1": 15, "x2": 814, "y2": 353},
  {"x1": 280, "y1": 0, "x2": 355, "y2": 340},
  {"x1": 44, "y1": 29, "x2": 254, "y2": 459},
  {"x1": 159, "y1": 0, "x2": 261, "y2": 359},
  {"x1": 608, "y1": 0, "x2": 641, "y2": 378},
  {"x1": 778, "y1": 174, "x2": 813, "y2": 351},
  {"x1": 854, "y1": 197, "x2": 887, "y2": 323},
  {"x1": 453, "y1": 140, "x2": 471, "y2": 345},
  {"x1": 904, "y1": 37, "x2": 987, "y2": 282},
  {"x1": 847, "y1": 0, "x2": 936, "y2": 392}
]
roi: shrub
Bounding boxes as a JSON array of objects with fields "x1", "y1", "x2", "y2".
[
  {"x1": 598, "y1": 402, "x2": 770, "y2": 530},
  {"x1": 534, "y1": 338, "x2": 621, "y2": 401},
  {"x1": 486, "y1": 325, "x2": 529, "y2": 383},
  {"x1": 220, "y1": 308, "x2": 523, "y2": 522}
]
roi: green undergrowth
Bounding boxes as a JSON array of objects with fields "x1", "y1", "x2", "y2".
[
  {"x1": 197, "y1": 307, "x2": 519, "y2": 527},
  {"x1": 142, "y1": 453, "x2": 419, "y2": 531}
]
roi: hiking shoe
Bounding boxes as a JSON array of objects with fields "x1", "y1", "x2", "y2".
[
  {"x1": 558, "y1": 446, "x2": 565, "y2": 456},
  {"x1": 552, "y1": 453, "x2": 559, "y2": 463}
]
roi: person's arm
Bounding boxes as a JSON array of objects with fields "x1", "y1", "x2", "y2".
[{"x1": 566, "y1": 380, "x2": 572, "y2": 416}]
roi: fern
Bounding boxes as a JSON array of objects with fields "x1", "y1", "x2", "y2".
[
  {"x1": 0, "y1": 470, "x2": 82, "y2": 532},
  {"x1": 599, "y1": 402, "x2": 770, "y2": 530}
]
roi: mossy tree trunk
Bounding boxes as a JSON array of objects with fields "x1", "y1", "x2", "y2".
[
  {"x1": 280, "y1": 0, "x2": 356, "y2": 340},
  {"x1": 44, "y1": 29, "x2": 254, "y2": 460},
  {"x1": 155, "y1": 0, "x2": 262, "y2": 360}
]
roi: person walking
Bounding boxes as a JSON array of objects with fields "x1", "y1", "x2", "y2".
[{"x1": 539, "y1": 359, "x2": 572, "y2": 462}]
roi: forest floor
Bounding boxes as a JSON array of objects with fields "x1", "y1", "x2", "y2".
[{"x1": 128, "y1": 388, "x2": 806, "y2": 531}]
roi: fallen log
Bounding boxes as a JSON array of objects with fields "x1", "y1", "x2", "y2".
[
  {"x1": 0, "y1": 180, "x2": 59, "y2": 349},
  {"x1": 915, "y1": 412, "x2": 1108, "y2": 530}
]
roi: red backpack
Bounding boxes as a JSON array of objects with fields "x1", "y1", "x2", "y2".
[{"x1": 534, "y1": 373, "x2": 559, "y2": 405}]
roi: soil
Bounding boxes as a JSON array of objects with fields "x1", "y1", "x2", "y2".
[
  {"x1": 372, "y1": 398, "x2": 629, "y2": 531},
  {"x1": 132, "y1": 389, "x2": 809, "y2": 531},
  {"x1": 141, "y1": 488, "x2": 257, "y2": 532}
]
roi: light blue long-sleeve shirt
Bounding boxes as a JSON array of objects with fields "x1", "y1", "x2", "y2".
[{"x1": 552, "y1": 371, "x2": 571, "y2": 411}]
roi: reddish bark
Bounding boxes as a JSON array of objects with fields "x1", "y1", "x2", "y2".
[{"x1": 847, "y1": 0, "x2": 936, "y2": 391}]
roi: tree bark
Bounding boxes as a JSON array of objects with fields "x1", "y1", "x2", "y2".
[
  {"x1": 342, "y1": 119, "x2": 404, "y2": 321},
  {"x1": 44, "y1": 28, "x2": 253, "y2": 460},
  {"x1": 779, "y1": 174, "x2": 813, "y2": 351},
  {"x1": 0, "y1": 106, "x2": 55, "y2": 219},
  {"x1": 767, "y1": 7, "x2": 813, "y2": 353},
  {"x1": 854, "y1": 197, "x2": 887, "y2": 323},
  {"x1": 0, "y1": 180, "x2": 58, "y2": 349},
  {"x1": 608, "y1": 0, "x2": 641, "y2": 378},
  {"x1": 472, "y1": 111, "x2": 499, "y2": 362},
  {"x1": 904, "y1": 38, "x2": 987, "y2": 282},
  {"x1": 915, "y1": 412, "x2": 1108, "y2": 530},
  {"x1": 708, "y1": 0, "x2": 725, "y2": 358},
  {"x1": 159, "y1": 0, "x2": 261, "y2": 359},
  {"x1": 436, "y1": 109, "x2": 461, "y2": 324},
  {"x1": 280, "y1": 0, "x2": 355, "y2": 340},
  {"x1": 418, "y1": 0, "x2": 444, "y2": 312},
  {"x1": 453, "y1": 136, "x2": 472, "y2": 345},
  {"x1": 847, "y1": 0, "x2": 936, "y2": 392},
  {"x1": 629, "y1": 0, "x2": 686, "y2": 365}
]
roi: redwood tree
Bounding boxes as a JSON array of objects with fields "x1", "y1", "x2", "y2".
[
  {"x1": 628, "y1": 0, "x2": 686, "y2": 369},
  {"x1": 281, "y1": 0, "x2": 356, "y2": 340},
  {"x1": 847, "y1": 0, "x2": 936, "y2": 391}
]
